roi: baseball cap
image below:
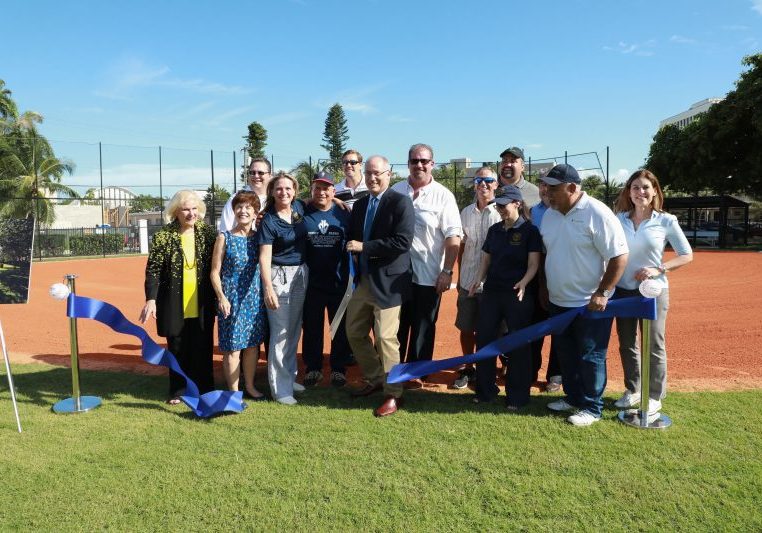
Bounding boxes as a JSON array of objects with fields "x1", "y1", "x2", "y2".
[
  {"x1": 540, "y1": 164, "x2": 581, "y2": 185},
  {"x1": 312, "y1": 171, "x2": 334, "y2": 186},
  {"x1": 493, "y1": 185, "x2": 523, "y2": 205},
  {"x1": 499, "y1": 146, "x2": 525, "y2": 160}
]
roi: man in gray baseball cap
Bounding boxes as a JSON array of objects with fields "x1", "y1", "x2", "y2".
[{"x1": 498, "y1": 146, "x2": 540, "y2": 207}]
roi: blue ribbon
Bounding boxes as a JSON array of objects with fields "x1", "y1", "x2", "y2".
[
  {"x1": 67, "y1": 294, "x2": 245, "y2": 417},
  {"x1": 387, "y1": 296, "x2": 656, "y2": 384}
]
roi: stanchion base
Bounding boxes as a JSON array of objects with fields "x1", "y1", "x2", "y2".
[
  {"x1": 52, "y1": 396, "x2": 102, "y2": 414},
  {"x1": 617, "y1": 409, "x2": 672, "y2": 429}
]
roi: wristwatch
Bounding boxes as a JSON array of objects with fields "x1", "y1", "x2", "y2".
[
  {"x1": 442, "y1": 268, "x2": 454, "y2": 276},
  {"x1": 596, "y1": 288, "x2": 612, "y2": 298}
]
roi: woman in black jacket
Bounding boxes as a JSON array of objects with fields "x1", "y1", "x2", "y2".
[{"x1": 139, "y1": 190, "x2": 217, "y2": 404}]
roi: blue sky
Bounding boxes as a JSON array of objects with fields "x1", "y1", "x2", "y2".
[{"x1": 2, "y1": 0, "x2": 761, "y2": 192}]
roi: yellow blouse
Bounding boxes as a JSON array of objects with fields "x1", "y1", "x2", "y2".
[{"x1": 180, "y1": 232, "x2": 198, "y2": 318}]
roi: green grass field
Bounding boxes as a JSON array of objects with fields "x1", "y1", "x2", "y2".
[{"x1": 1, "y1": 363, "x2": 760, "y2": 531}]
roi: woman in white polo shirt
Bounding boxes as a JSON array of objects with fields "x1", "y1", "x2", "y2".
[{"x1": 612, "y1": 170, "x2": 692, "y2": 416}]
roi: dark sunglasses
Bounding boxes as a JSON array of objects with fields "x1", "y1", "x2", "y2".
[
  {"x1": 248, "y1": 170, "x2": 269, "y2": 177},
  {"x1": 409, "y1": 158, "x2": 432, "y2": 166},
  {"x1": 342, "y1": 160, "x2": 360, "y2": 166},
  {"x1": 474, "y1": 177, "x2": 496, "y2": 185}
]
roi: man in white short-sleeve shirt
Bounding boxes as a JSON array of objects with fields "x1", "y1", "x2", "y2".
[
  {"x1": 218, "y1": 157, "x2": 270, "y2": 232},
  {"x1": 540, "y1": 164, "x2": 628, "y2": 427},
  {"x1": 452, "y1": 166, "x2": 501, "y2": 389},
  {"x1": 390, "y1": 143, "x2": 462, "y2": 377}
]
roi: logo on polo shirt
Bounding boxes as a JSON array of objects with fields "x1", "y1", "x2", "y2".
[
  {"x1": 511, "y1": 233, "x2": 522, "y2": 245},
  {"x1": 318, "y1": 219, "x2": 329, "y2": 234}
]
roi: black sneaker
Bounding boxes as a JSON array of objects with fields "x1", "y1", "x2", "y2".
[
  {"x1": 303, "y1": 370, "x2": 323, "y2": 387},
  {"x1": 330, "y1": 371, "x2": 347, "y2": 388}
]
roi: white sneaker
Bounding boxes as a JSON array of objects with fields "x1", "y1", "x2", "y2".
[
  {"x1": 276, "y1": 396, "x2": 297, "y2": 405},
  {"x1": 567, "y1": 410, "x2": 600, "y2": 426},
  {"x1": 547, "y1": 399, "x2": 576, "y2": 412},
  {"x1": 647, "y1": 398, "x2": 662, "y2": 415},
  {"x1": 292, "y1": 382, "x2": 306, "y2": 393},
  {"x1": 614, "y1": 390, "x2": 641, "y2": 409}
]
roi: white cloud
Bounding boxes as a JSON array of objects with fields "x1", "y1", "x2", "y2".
[
  {"x1": 387, "y1": 114, "x2": 414, "y2": 123},
  {"x1": 95, "y1": 57, "x2": 251, "y2": 100},
  {"x1": 612, "y1": 168, "x2": 631, "y2": 184},
  {"x1": 317, "y1": 83, "x2": 389, "y2": 115},
  {"x1": 603, "y1": 40, "x2": 656, "y2": 56},
  {"x1": 72, "y1": 163, "x2": 220, "y2": 195},
  {"x1": 670, "y1": 35, "x2": 697, "y2": 44},
  {"x1": 721, "y1": 24, "x2": 749, "y2": 31},
  {"x1": 752, "y1": 0, "x2": 762, "y2": 15},
  {"x1": 202, "y1": 106, "x2": 256, "y2": 127},
  {"x1": 525, "y1": 143, "x2": 543, "y2": 150}
]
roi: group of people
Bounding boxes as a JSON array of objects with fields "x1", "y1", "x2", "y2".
[{"x1": 139, "y1": 143, "x2": 692, "y2": 425}]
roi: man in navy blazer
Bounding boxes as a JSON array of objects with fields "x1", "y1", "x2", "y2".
[{"x1": 345, "y1": 155, "x2": 414, "y2": 417}]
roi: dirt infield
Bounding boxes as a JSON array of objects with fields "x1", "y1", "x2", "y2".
[{"x1": 2, "y1": 251, "x2": 761, "y2": 392}]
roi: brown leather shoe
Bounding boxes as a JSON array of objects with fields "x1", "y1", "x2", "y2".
[
  {"x1": 374, "y1": 395, "x2": 403, "y2": 417},
  {"x1": 350, "y1": 382, "x2": 383, "y2": 398}
]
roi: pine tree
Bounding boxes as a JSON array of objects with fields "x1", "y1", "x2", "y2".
[
  {"x1": 321, "y1": 104, "x2": 349, "y2": 172},
  {"x1": 244, "y1": 121, "x2": 268, "y2": 159}
]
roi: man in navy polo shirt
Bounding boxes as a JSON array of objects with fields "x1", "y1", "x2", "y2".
[{"x1": 301, "y1": 172, "x2": 352, "y2": 387}]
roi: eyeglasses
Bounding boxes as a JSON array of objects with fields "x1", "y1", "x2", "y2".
[
  {"x1": 408, "y1": 158, "x2": 432, "y2": 166},
  {"x1": 473, "y1": 177, "x2": 496, "y2": 185},
  {"x1": 343, "y1": 160, "x2": 360, "y2": 166},
  {"x1": 248, "y1": 170, "x2": 269, "y2": 177},
  {"x1": 364, "y1": 169, "x2": 390, "y2": 178}
]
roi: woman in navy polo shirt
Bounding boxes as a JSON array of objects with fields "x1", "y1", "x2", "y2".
[
  {"x1": 258, "y1": 172, "x2": 308, "y2": 405},
  {"x1": 469, "y1": 185, "x2": 542, "y2": 409}
]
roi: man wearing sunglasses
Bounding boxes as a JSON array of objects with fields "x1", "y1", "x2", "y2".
[
  {"x1": 499, "y1": 147, "x2": 540, "y2": 208},
  {"x1": 452, "y1": 167, "x2": 502, "y2": 389},
  {"x1": 334, "y1": 149, "x2": 369, "y2": 209},
  {"x1": 391, "y1": 143, "x2": 462, "y2": 382},
  {"x1": 218, "y1": 157, "x2": 272, "y2": 232}
]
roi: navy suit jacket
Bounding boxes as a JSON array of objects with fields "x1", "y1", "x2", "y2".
[{"x1": 349, "y1": 188, "x2": 414, "y2": 309}]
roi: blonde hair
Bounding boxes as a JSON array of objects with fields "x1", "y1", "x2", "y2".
[{"x1": 163, "y1": 190, "x2": 206, "y2": 224}]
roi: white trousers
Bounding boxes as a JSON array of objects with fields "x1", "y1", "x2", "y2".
[{"x1": 266, "y1": 263, "x2": 308, "y2": 400}]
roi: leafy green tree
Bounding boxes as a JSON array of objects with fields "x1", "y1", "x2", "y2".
[
  {"x1": 204, "y1": 184, "x2": 231, "y2": 215},
  {"x1": 244, "y1": 121, "x2": 268, "y2": 160},
  {"x1": 645, "y1": 53, "x2": 762, "y2": 196},
  {"x1": 321, "y1": 104, "x2": 349, "y2": 173},
  {"x1": 130, "y1": 194, "x2": 164, "y2": 213}
]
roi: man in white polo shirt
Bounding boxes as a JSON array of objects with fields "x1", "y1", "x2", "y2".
[
  {"x1": 540, "y1": 164, "x2": 628, "y2": 426},
  {"x1": 391, "y1": 143, "x2": 462, "y2": 381}
]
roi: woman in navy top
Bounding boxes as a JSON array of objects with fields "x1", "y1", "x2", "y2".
[
  {"x1": 612, "y1": 170, "x2": 692, "y2": 417},
  {"x1": 469, "y1": 185, "x2": 542, "y2": 409},
  {"x1": 258, "y1": 173, "x2": 308, "y2": 405}
]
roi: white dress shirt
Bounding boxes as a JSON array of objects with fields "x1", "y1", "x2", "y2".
[{"x1": 391, "y1": 179, "x2": 462, "y2": 286}]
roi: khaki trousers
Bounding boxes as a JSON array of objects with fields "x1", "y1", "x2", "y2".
[{"x1": 345, "y1": 279, "x2": 403, "y2": 398}]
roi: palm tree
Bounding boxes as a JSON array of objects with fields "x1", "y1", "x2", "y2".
[
  {"x1": 0, "y1": 116, "x2": 77, "y2": 226},
  {"x1": 0, "y1": 79, "x2": 19, "y2": 122}
]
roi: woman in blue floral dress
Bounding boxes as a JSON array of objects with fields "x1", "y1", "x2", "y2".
[{"x1": 211, "y1": 191, "x2": 267, "y2": 399}]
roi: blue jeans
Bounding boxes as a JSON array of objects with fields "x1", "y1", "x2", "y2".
[{"x1": 548, "y1": 302, "x2": 614, "y2": 417}]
